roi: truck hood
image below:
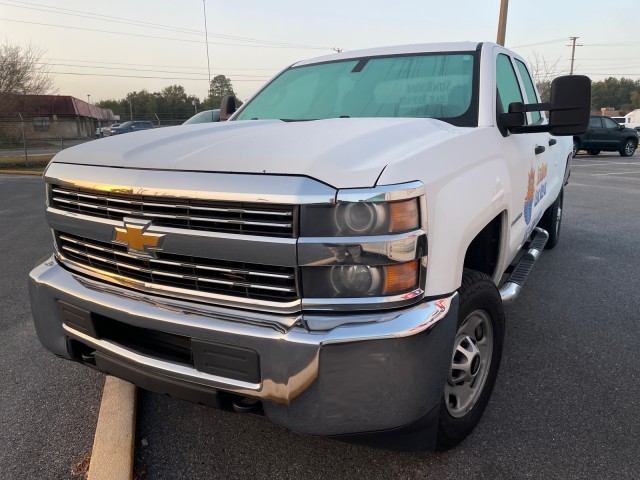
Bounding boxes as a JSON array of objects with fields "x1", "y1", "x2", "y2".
[{"x1": 53, "y1": 118, "x2": 461, "y2": 188}]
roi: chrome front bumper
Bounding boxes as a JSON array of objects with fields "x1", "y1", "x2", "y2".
[{"x1": 29, "y1": 256, "x2": 458, "y2": 437}]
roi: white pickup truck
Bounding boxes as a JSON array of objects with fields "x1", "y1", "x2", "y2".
[{"x1": 29, "y1": 42, "x2": 589, "y2": 450}]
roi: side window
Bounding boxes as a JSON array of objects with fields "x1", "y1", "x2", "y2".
[
  {"x1": 515, "y1": 60, "x2": 541, "y2": 123},
  {"x1": 496, "y1": 54, "x2": 523, "y2": 115},
  {"x1": 603, "y1": 117, "x2": 619, "y2": 129},
  {"x1": 589, "y1": 117, "x2": 603, "y2": 128}
]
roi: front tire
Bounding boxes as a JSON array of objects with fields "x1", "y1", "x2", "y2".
[
  {"x1": 572, "y1": 139, "x2": 579, "y2": 157},
  {"x1": 587, "y1": 150, "x2": 600, "y2": 155},
  {"x1": 538, "y1": 188, "x2": 563, "y2": 249},
  {"x1": 436, "y1": 270, "x2": 504, "y2": 451},
  {"x1": 620, "y1": 139, "x2": 637, "y2": 157}
]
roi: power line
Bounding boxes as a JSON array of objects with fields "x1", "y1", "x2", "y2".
[
  {"x1": 511, "y1": 38, "x2": 566, "y2": 48},
  {"x1": 582, "y1": 43, "x2": 640, "y2": 47},
  {"x1": 41, "y1": 58, "x2": 279, "y2": 71},
  {"x1": 0, "y1": 18, "x2": 329, "y2": 50},
  {"x1": 35, "y1": 62, "x2": 272, "y2": 78},
  {"x1": 1, "y1": 0, "x2": 333, "y2": 50},
  {"x1": 47, "y1": 71, "x2": 269, "y2": 82}
]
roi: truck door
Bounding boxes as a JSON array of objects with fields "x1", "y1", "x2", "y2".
[
  {"x1": 600, "y1": 116, "x2": 625, "y2": 148},
  {"x1": 495, "y1": 52, "x2": 554, "y2": 253},
  {"x1": 583, "y1": 116, "x2": 602, "y2": 149}
]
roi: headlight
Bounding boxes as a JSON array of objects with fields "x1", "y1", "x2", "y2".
[
  {"x1": 301, "y1": 198, "x2": 419, "y2": 236},
  {"x1": 299, "y1": 182, "x2": 426, "y2": 307},
  {"x1": 302, "y1": 260, "x2": 419, "y2": 298}
]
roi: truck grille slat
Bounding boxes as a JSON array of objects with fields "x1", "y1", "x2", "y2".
[
  {"x1": 57, "y1": 233, "x2": 298, "y2": 301},
  {"x1": 51, "y1": 186, "x2": 296, "y2": 238}
]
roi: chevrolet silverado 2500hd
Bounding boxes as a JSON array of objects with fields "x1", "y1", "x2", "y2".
[{"x1": 29, "y1": 42, "x2": 590, "y2": 450}]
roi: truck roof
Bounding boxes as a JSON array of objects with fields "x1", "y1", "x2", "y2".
[{"x1": 294, "y1": 42, "x2": 482, "y2": 67}]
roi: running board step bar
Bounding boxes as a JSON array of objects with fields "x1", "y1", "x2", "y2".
[{"x1": 499, "y1": 227, "x2": 549, "y2": 304}]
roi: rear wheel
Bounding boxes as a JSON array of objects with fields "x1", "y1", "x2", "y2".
[
  {"x1": 587, "y1": 150, "x2": 600, "y2": 155},
  {"x1": 620, "y1": 139, "x2": 637, "y2": 157},
  {"x1": 572, "y1": 139, "x2": 579, "y2": 157},
  {"x1": 539, "y1": 188, "x2": 563, "y2": 249},
  {"x1": 436, "y1": 270, "x2": 504, "y2": 451}
]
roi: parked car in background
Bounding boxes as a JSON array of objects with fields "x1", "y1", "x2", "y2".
[
  {"x1": 95, "y1": 123, "x2": 121, "y2": 138},
  {"x1": 105, "y1": 123, "x2": 121, "y2": 136},
  {"x1": 183, "y1": 109, "x2": 221, "y2": 124},
  {"x1": 110, "y1": 121, "x2": 155, "y2": 135},
  {"x1": 573, "y1": 115, "x2": 639, "y2": 157}
]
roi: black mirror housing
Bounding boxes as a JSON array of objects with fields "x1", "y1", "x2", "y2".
[
  {"x1": 501, "y1": 75, "x2": 591, "y2": 136},
  {"x1": 220, "y1": 95, "x2": 237, "y2": 121},
  {"x1": 547, "y1": 75, "x2": 591, "y2": 135}
]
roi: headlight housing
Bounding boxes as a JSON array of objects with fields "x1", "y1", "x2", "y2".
[
  {"x1": 300, "y1": 198, "x2": 419, "y2": 236},
  {"x1": 302, "y1": 260, "x2": 420, "y2": 298},
  {"x1": 299, "y1": 182, "x2": 427, "y2": 310}
]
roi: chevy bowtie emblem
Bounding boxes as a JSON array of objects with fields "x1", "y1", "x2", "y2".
[{"x1": 113, "y1": 220, "x2": 164, "y2": 258}]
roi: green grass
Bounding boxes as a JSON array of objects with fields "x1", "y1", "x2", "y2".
[{"x1": 0, "y1": 155, "x2": 52, "y2": 172}]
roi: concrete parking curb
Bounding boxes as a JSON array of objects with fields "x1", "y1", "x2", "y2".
[
  {"x1": 0, "y1": 170, "x2": 43, "y2": 175},
  {"x1": 87, "y1": 376, "x2": 137, "y2": 480}
]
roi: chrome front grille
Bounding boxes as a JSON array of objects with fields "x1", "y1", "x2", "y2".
[
  {"x1": 50, "y1": 185, "x2": 296, "y2": 238},
  {"x1": 57, "y1": 233, "x2": 298, "y2": 302}
]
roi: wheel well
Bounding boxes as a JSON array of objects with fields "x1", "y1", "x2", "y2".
[{"x1": 463, "y1": 214, "x2": 502, "y2": 279}]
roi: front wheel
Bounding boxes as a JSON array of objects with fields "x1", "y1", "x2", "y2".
[
  {"x1": 436, "y1": 270, "x2": 504, "y2": 451},
  {"x1": 538, "y1": 188, "x2": 563, "y2": 249},
  {"x1": 587, "y1": 150, "x2": 600, "y2": 155},
  {"x1": 620, "y1": 139, "x2": 637, "y2": 157}
]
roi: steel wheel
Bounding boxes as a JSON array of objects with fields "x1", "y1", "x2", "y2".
[
  {"x1": 436, "y1": 270, "x2": 504, "y2": 451},
  {"x1": 445, "y1": 309, "x2": 494, "y2": 418}
]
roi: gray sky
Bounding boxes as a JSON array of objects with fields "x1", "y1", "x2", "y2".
[{"x1": 2, "y1": 0, "x2": 639, "y2": 103}]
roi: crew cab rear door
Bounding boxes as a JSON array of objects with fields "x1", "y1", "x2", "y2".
[{"x1": 494, "y1": 49, "x2": 557, "y2": 252}]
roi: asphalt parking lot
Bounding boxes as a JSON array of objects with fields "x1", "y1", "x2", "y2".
[{"x1": 1, "y1": 150, "x2": 639, "y2": 479}]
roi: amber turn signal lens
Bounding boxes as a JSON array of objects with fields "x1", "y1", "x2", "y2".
[
  {"x1": 383, "y1": 260, "x2": 419, "y2": 295},
  {"x1": 389, "y1": 199, "x2": 419, "y2": 233}
]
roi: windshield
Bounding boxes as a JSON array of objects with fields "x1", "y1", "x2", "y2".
[
  {"x1": 235, "y1": 53, "x2": 477, "y2": 126},
  {"x1": 118, "y1": 121, "x2": 132, "y2": 128}
]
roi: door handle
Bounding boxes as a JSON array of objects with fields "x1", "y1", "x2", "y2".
[
  {"x1": 548, "y1": 138, "x2": 557, "y2": 146},
  {"x1": 535, "y1": 145, "x2": 546, "y2": 155}
]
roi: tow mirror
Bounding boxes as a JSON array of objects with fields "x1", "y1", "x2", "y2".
[
  {"x1": 500, "y1": 75, "x2": 591, "y2": 136},
  {"x1": 547, "y1": 75, "x2": 591, "y2": 135},
  {"x1": 220, "y1": 95, "x2": 238, "y2": 121}
]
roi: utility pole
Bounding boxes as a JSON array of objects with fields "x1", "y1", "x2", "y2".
[
  {"x1": 567, "y1": 36, "x2": 582, "y2": 75},
  {"x1": 129, "y1": 99, "x2": 133, "y2": 121},
  {"x1": 496, "y1": 0, "x2": 509, "y2": 46}
]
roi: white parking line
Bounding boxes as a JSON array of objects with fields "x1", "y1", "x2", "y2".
[
  {"x1": 592, "y1": 170, "x2": 640, "y2": 176},
  {"x1": 572, "y1": 162, "x2": 640, "y2": 167}
]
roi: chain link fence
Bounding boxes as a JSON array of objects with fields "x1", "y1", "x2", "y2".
[
  {"x1": 0, "y1": 114, "x2": 98, "y2": 169},
  {"x1": 0, "y1": 113, "x2": 190, "y2": 170}
]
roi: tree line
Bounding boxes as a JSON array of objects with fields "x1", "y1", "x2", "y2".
[
  {"x1": 535, "y1": 76, "x2": 640, "y2": 112},
  {"x1": 96, "y1": 76, "x2": 238, "y2": 124}
]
